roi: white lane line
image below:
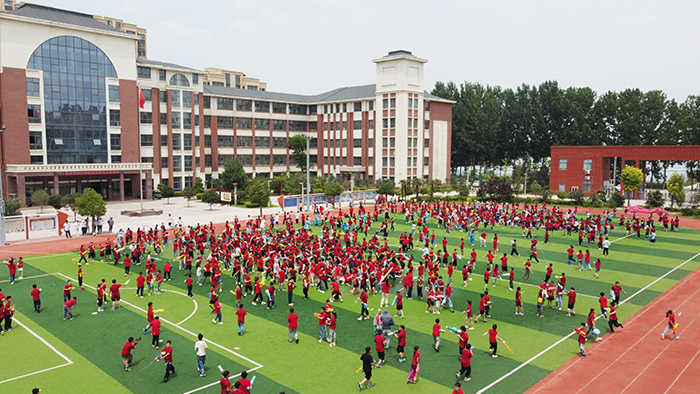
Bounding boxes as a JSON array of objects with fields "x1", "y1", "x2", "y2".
[
  {"x1": 664, "y1": 344, "x2": 700, "y2": 394},
  {"x1": 0, "y1": 318, "x2": 73, "y2": 385},
  {"x1": 121, "y1": 286, "x2": 198, "y2": 326},
  {"x1": 56, "y1": 273, "x2": 262, "y2": 369},
  {"x1": 476, "y1": 250, "x2": 700, "y2": 393},
  {"x1": 0, "y1": 272, "x2": 58, "y2": 283},
  {"x1": 610, "y1": 233, "x2": 634, "y2": 243}
]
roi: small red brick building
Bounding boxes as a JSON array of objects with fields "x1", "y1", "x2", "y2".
[{"x1": 550, "y1": 145, "x2": 700, "y2": 197}]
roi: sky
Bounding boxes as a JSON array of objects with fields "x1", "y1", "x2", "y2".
[{"x1": 33, "y1": 0, "x2": 700, "y2": 101}]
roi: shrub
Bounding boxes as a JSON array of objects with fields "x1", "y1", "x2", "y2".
[
  {"x1": 608, "y1": 192, "x2": 625, "y2": 208},
  {"x1": 645, "y1": 190, "x2": 665, "y2": 208},
  {"x1": 48, "y1": 194, "x2": 63, "y2": 210},
  {"x1": 556, "y1": 190, "x2": 568, "y2": 200},
  {"x1": 568, "y1": 189, "x2": 584, "y2": 205}
]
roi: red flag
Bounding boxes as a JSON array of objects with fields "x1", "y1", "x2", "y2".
[{"x1": 138, "y1": 87, "x2": 145, "y2": 109}]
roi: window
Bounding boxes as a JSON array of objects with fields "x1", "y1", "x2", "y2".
[
  {"x1": 183, "y1": 92, "x2": 191, "y2": 108},
  {"x1": 343, "y1": 103, "x2": 347, "y2": 112},
  {"x1": 559, "y1": 159, "x2": 568, "y2": 170},
  {"x1": 237, "y1": 99, "x2": 252, "y2": 111},
  {"x1": 383, "y1": 118, "x2": 388, "y2": 129},
  {"x1": 142, "y1": 89, "x2": 151, "y2": 101},
  {"x1": 137, "y1": 67, "x2": 151, "y2": 79},
  {"x1": 184, "y1": 134, "x2": 192, "y2": 150},
  {"x1": 273, "y1": 155, "x2": 287, "y2": 165},
  {"x1": 424, "y1": 157, "x2": 429, "y2": 166},
  {"x1": 29, "y1": 132, "x2": 43, "y2": 150},
  {"x1": 369, "y1": 119, "x2": 374, "y2": 129},
  {"x1": 169, "y1": 73, "x2": 189, "y2": 87},
  {"x1": 161, "y1": 157, "x2": 168, "y2": 168},
  {"x1": 160, "y1": 113, "x2": 167, "y2": 125},
  {"x1": 272, "y1": 120, "x2": 286, "y2": 131},
  {"x1": 183, "y1": 112, "x2": 192, "y2": 129},
  {"x1": 171, "y1": 112, "x2": 181, "y2": 129},
  {"x1": 235, "y1": 75, "x2": 241, "y2": 88},
  {"x1": 255, "y1": 119, "x2": 270, "y2": 130},
  {"x1": 106, "y1": 85, "x2": 120, "y2": 103},
  {"x1": 408, "y1": 98, "x2": 413, "y2": 108},
  {"x1": 141, "y1": 157, "x2": 153, "y2": 163},
  {"x1": 342, "y1": 139, "x2": 347, "y2": 148},
  {"x1": 194, "y1": 94, "x2": 198, "y2": 106},
  {"x1": 413, "y1": 157, "x2": 418, "y2": 167},
  {"x1": 203, "y1": 96, "x2": 211, "y2": 108},
  {"x1": 239, "y1": 155, "x2": 252, "y2": 165},
  {"x1": 383, "y1": 98, "x2": 388, "y2": 109},
  {"x1": 382, "y1": 138, "x2": 388, "y2": 148},
  {"x1": 212, "y1": 82, "x2": 224, "y2": 87},
  {"x1": 353, "y1": 139, "x2": 362, "y2": 148},
  {"x1": 354, "y1": 120, "x2": 362, "y2": 130},
  {"x1": 160, "y1": 91, "x2": 167, "y2": 103},
  {"x1": 27, "y1": 78, "x2": 40, "y2": 97},
  {"x1": 382, "y1": 157, "x2": 388, "y2": 167},
  {"x1": 218, "y1": 155, "x2": 233, "y2": 166},
  {"x1": 390, "y1": 118, "x2": 396, "y2": 128},
  {"x1": 184, "y1": 176, "x2": 193, "y2": 188},
  {"x1": 559, "y1": 184, "x2": 566, "y2": 191},
  {"x1": 28, "y1": 105, "x2": 41, "y2": 123},
  {"x1": 414, "y1": 99, "x2": 418, "y2": 109},
  {"x1": 582, "y1": 180, "x2": 592, "y2": 193},
  {"x1": 289, "y1": 121, "x2": 306, "y2": 131},
  {"x1": 218, "y1": 136, "x2": 234, "y2": 147},
  {"x1": 140, "y1": 135, "x2": 153, "y2": 146},
  {"x1": 236, "y1": 118, "x2": 252, "y2": 129},
  {"x1": 256, "y1": 155, "x2": 270, "y2": 165},
  {"x1": 204, "y1": 116, "x2": 211, "y2": 128},
  {"x1": 111, "y1": 155, "x2": 121, "y2": 163},
  {"x1": 309, "y1": 121, "x2": 317, "y2": 131},
  {"x1": 368, "y1": 138, "x2": 373, "y2": 147},
  {"x1": 193, "y1": 74, "x2": 199, "y2": 85},
  {"x1": 172, "y1": 134, "x2": 181, "y2": 150},
  {"x1": 204, "y1": 135, "x2": 211, "y2": 147},
  {"x1": 272, "y1": 102, "x2": 286, "y2": 114},
  {"x1": 172, "y1": 156, "x2": 182, "y2": 171},
  {"x1": 354, "y1": 102, "x2": 362, "y2": 112},
  {"x1": 161, "y1": 135, "x2": 168, "y2": 146},
  {"x1": 389, "y1": 137, "x2": 395, "y2": 148},
  {"x1": 354, "y1": 157, "x2": 362, "y2": 166},
  {"x1": 171, "y1": 90, "x2": 181, "y2": 107},
  {"x1": 583, "y1": 159, "x2": 593, "y2": 171},
  {"x1": 225, "y1": 74, "x2": 230, "y2": 87},
  {"x1": 424, "y1": 138, "x2": 429, "y2": 148},
  {"x1": 195, "y1": 136, "x2": 199, "y2": 146},
  {"x1": 30, "y1": 155, "x2": 43, "y2": 164},
  {"x1": 109, "y1": 110, "x2": 120, "y2": 126},
  {"x1": 273, "y1": 137, "x2": 287, "y2": 147},
  {"x1": 255, "y1": 137, "x2": 270, "y2": 147},
  {"x1": 172, "y1": 177, "x2": 182, "y2": 191},
  {"x1": 159, "y1": 69, "x2": 166, "y2": 81},
  {"x1": 407, "y1": 137, "x2": 412, "y2": 148},
  {"x1": 184, "y1": 156, "x2": 192, "y2": 171},
  {"x1": 309, "y1": 105, "x2": 317, "y2": 114},
  {"x1": 255, "y1": 101, "x2": 270, "y2": 112},
  {"x1": 217, "y1": 116, "x2": 233, "y2": 129},
  {"x1": 289, "y1": 104, "x2": 307, "y2": 115},
  {"x1": 237, "y1": 136, "x2": 252, "y2": 147},
  {"x1": 424, "y1": 101, "x2": 430, "y2": 111},
  {"x1": 390, "y1": 98, "x2": 396, "y2": 109},
  {"x1": 369, "y1": 101, "x2": 374, "y2": 111}
]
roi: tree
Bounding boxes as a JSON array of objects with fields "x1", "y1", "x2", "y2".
[
  {"x1": 158, "y1": 184, "x2": 175, "y2": 204},
  {"x1": 182, "y1": 186, "x2": 196, "y2": 207},
  {"x1": 76, "y1": 188, "x2": 106, "y2": 233},
  {"x1": 248, "y1": 180, "x2": 271, "y2": 216},
  {"x1": 621, "y1": 166, "x2": 644, "y2": 205},
  {"x1": 568, "y1": 189, "x2": 584, "y2": 206},
  {"x1": 666, "y1": 173, "x2": 686, "y2": 207},
  {"x1": 478, "y1": 177, "x2": 514, "y2": 202},
  {"x1": 646, "y1": 190, "x2": 665, "y2": 208},
  {"x1": 608, "y1": 192, "x2": 625, "y2": 208},
  {"x1": 201, "y1": 190, "x2": 220, "y2": 210},
  {"x1": 220, "y1": 158, "x2": 249, "y2": 199},
  {"x1": 287, "y1": 134, "x2": 310, "y2": 173},
  {"x1": 324, "y1": 182, "x2": 344, "y2": 208},
  {"x1": 4, "y1": 198, "x2": 21, "y2": 216},
  {"x1": 61, "y1": 193, "x2": 80, "y2": 220},
  {"x1": 193, "y1": 178, "x2": 205, "y2": 193},
  {"x1": 412, "y1": 178, "x2": 423, "y2": 197},
  {"x1": 378, "y1": 179, "x2": 396, "y2": 195},
  {"x1": 529, "y1": 181, "x2": 542, "y2": 195},
  {"x1": 31, "y1": 190, "x2": 50, "y2": 213},
  {"x1": 48, "y1": 194, "x2": 63, "y2": 210}
]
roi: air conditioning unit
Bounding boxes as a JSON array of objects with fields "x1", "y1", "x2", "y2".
[
  {"x1": 585, "y1": 170, "x2": 591, "y2": 175},
  {"x1": 585, "y1": 176, "x2": 591, "y2": 181}
]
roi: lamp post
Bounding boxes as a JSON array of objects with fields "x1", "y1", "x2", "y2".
[
  {"x1": 0, "y1": 125, "x2": 6, "y2": 245},
  {"x1": 299, "y1": 182, "x2": 304, "y2": 210},
  {"x1": 233, "y1": 183, "x2": 238, "y2": 206}
]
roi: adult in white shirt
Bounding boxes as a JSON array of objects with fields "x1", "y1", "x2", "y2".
[
  {"x1": 195, "y1": 333, "x2": 208, "y2": 377},
  {"x1": 63, "y1": 221, "x2": 72, "y2": 238},
  {"x1": 602, "y1": 238, "x2": 611, "y2": 256}
]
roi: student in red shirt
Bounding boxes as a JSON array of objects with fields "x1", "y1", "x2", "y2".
[
  {"x1": 374, "y1": 329, "x2": 386, "y2": 366},
  {"x1": 159, "y1": 340, "x2": 175, "y2": 383},
  {"x1": 213, "y1": 299, "x2": 223, "y2": 325},
  {"x1": 266, "y1": 283, "x2": 276, "y2": 309},
  {"x1": 109, "y1": 279, "x2": 123, "y2": 310},
  {"x1": 608, "y1": 305, "x2": 624, "y2": 334},
  {"x1": 394, "y1": 325, "x2": 407, "y2": 362},
  {"x1": 407, "y1": 345, "x2": 420, "y2": 383},
  {"x1": 515, "y1": 287, "x2": 523, "y2": 315},
  {"x1": 598, "y1": 292, "x2": 609, "y2": 318},
  {"x1": 662, "y1": 309, "x2": 679, "y2": 340},
  {"x1": 151, "y1": 316, "x2": 162, "y2": 348},
  {"x1": 236, "y1": 371, "x2": 252, "y2": 394},
  {"x1": 63, "y1": 280, "x2": 74, "y2": 302},
  {"x1": 567, "y1": 287, "x2": 577, "y2": 316},
  {"x1": 328, "y1": 311, "x2": 337, "y2": 347},
  {"x1": 432, "y1": 318, "x2": 445, "y2": 352},
  {"x1": 121, "y1": 336, "x2": 137, "y2": 371},
  {"x1": 452, "y1": 382, "x2": 464, "y2": 394},
  {"x1": 574, "y1": 323, "x2": 587, "y2": 357},
  {"x1": 63, "y1": 297, "x2": 77, "y2": 320},
  {"x1": 287, "y1": 307, "x2": 299, "y2": 343},
  {"x1": 465, "y1": 300, "x2": 474, "y2": 329},
  {"x1": 30, "y1": 284, "x2": 41, "y2": 313},
  {"x1": 455, "y1": 342, "x2": 473, "y2": 381},
  {"x1": 235, "y1": 305, "x2": 247, "y2": 335},
  {"x1": 586, "y1": 308, "x2": 602, "y2": 341},
  {"x1": 482, "y1": 323, "x2": 503, "y2": 358},
  {"x1": 136, "y1": 272, "x2": 146, "y2": 298},
  {"x1": 220, "y1": 370, "x2": 232, "y2": 393}
]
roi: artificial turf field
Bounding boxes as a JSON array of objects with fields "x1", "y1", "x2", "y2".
[{"x1": 2, "y1": 212, "x2": 700, "y2": 394}]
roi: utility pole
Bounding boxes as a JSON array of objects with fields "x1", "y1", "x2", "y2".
[
  {"x1": 306, "y1": 134, "x2": 310, "y2": 212},
  {"x1": 0, "y1": 125, "x2": 6, "y2": 245}
]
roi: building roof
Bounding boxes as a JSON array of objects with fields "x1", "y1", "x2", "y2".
[
  {"x1": 204, "y1": 84, "x2": 376, "y2": 104},
  {"x1": 136, "y1": 58, "x2": 202, "y2": 73},
  {"x1": 10, "y1": 3, "x2": 121, "y2": 32}
]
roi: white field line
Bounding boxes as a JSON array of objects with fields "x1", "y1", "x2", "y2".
[
  {"x1": 476, "y1": 250, "x2": 700, "y2": 393},
  {"x1": 56, "y1": 273, "x2": 262, "y2": 369},
  {"x1": 0, "y1": 272, "x2": 58, "y2": 283},
  {"x1": 610, "y1": 233, "x2": 634, "y2": 243},
  {"x1": 0, "y1": 318, "x2": 73, "y2": 385},
  {"x1": 121, "y1": 286, "x2": 198, "y2": 326}
]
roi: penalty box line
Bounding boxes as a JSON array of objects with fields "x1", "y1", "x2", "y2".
[
  {"x1": 0, "y1": 317, "x2": 73, "y2": 385},
  {"x1": 56, "y1": 273, "x2": 263, "y2": 369}
]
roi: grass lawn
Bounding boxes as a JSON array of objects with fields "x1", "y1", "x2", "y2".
[{"x1": 1, "y1": 212, "x2": 699, "y2": 393}]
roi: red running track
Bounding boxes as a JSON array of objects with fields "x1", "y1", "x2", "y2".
[{"x1": 526, "y1": 253, "x2": 700, "y2": 394}]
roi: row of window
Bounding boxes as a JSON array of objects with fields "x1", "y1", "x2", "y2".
[
  {"x1": 137, "y1": 67, "x2": 199, "y2": 86},
  {"x1": 559, "y1": 159, "x2": 593, "y2": 171},
  {"x1": 382, "y1": 157, "x2": 429, "y2": 167},
  {"x1": 558, "y1": 182, "x2": 592, "y2": 193}
]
